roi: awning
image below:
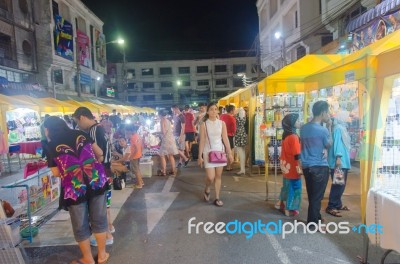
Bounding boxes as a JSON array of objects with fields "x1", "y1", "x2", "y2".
[
  {"x1": 259, "y1": 54, "x2": 347, "y2": 94},
  {"x1": 0, "y1": 94, "x2": 39, "y2": 111},
  {"x1": 11, "y1": 95, "x2": 66, "y2": 114},
  {"x1": 40, "y1": 98, "x2": 77, "y2": 113}
]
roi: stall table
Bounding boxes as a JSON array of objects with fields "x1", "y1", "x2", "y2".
[{"x1": 18, "y1": 141, "x2": 42, "y2": 155}]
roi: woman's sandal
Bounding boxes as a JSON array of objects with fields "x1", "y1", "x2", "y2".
[
  {"x1": 338, "y1": 205, "x2": 350, "y2": 211},
  {"x1": 97, "y1": 253, "x2": 110, "y2": 264},
  {"x1": 214, "y1": 199, "x2": 223, "y2": 207},
  {"x1": 157, "y1": 170, "x2": 167, "y2": 176},
  {"x1": 326, "y1": 208, "x2": 342, "y2": 217},
  {"x1": 204, "y1": 191, "x2": 211, "y2": 202}
]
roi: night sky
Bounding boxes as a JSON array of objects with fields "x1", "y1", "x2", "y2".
[{"x1": 80, "y1": 0, "x2": 259, "y2": 62}]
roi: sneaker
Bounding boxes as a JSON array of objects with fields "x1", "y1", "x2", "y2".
[
  {"x1": 109, "y1": 226, "x2": 115, "y2": 234},
  {"x1": 90, "y1": 238, "x2": 113, "y2": 246},
  {"x1": 176, "y1": 162, "x2": 182, "y2": 168}
]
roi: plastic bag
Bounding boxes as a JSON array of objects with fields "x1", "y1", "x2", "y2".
[{"x1": 333, "y1": 168, "x2": 345, "y2": 185}]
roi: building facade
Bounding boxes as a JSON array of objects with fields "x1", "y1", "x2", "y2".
[
  {"x1": 113, "y1": 57, "x2": 260, "y2": 108},
  {"x1": 0, "y1": 0, "x2": 38, "y2": 93},
  {"x1": 33, "y1": 0, "x2": 105, "y2": 99}
]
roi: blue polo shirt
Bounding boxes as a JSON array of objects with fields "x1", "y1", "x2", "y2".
[{"x1": 300, "y1": 122, "x2": 330, "y2": 168}]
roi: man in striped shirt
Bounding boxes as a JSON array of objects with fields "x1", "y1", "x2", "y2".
[{"x1": 73, "y1": 107, "x2": 114, "y2": 246}]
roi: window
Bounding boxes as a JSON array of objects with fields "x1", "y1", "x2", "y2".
[
  {"x1": 161, "y1": 81, "x2": 173, "y2": 88},
  {"x1": 270, "y1": 0, "x2": 278, "y2": 18},
  {"x1": 128, "y1": 96, "x2": 137, "y2": 102},
  {"x1": 143, "y1": 95, "x2": 155, "y2": 101},
  {"x1": 233, "y1": 78, "x2": 243, "y2": 88},
  {"x1": 197, "y1": 66, "x2": 208, "y2": 73},
  {"x1": 160, "y1": 67, "x2": 172, "y2": 75},
  {"x1": 321, "y1": 35, "x2": 333, "y2": 47},
  {"x1": 76, "y1": 17, "x2": 87, "y2": 34},
  {"x1": 183, "y1": 80, "x2": 191, "y2": 87},
  {"x1": 215, "y1": 65, "x2": 227, "y2": 73},
  {"x1": 22, "y1": 40, "x2": 32, "y2": 56},
  {"x1": 7, "y1": 71, "x2": 13, "y2": 82},
  {"x1": 216, "y1": 79, "x2": 227, "y2": 85},
  {"x1": 178, "y1": 67, "x2": 190, "y2": 74},
  {"x1": 54, "y1": 69, "x2": 63, "y2": 84},
  {"x1": 52, "y1": 0, "x2": 59, "y2": 16},
  {"x1": 197, "y1": 80, "x2": 209, "y2": 86},
  {"x1": 127, "y1": 83, "x2": 137, "y2": 90},
  {"x1": 0, "y1": 69, "x2": 5, "y2": 78},
  {"x1": 296, "y1": 46, "x2": 306, "y2": 60},
  {"x1": 0, "y1": 33, "x2": 12, "y2": 60},
  {"x1": 143, "y1": 82, "x2": 154, "y2": 88},
  {"x1": 0, "y1": 0, "x2": 7, "y2": 11},
  {"x1": 233, "y1": 64, "x2": 246, "y2": 74},
  {"x1": 161, "y1": 94, "x2": 173, "y2": 100},
  {"x1": 127, "y1": 69, "x2": 135, "y2": 79},
  {"x1": 142, "y1": 68, "x2": 154, "y2": 76},
  {"x1": 19, "y1": 0, "x2": 28, "y2": 14},
  {"x1": 14, "y1": 72, "x2": 21, "y2": 82}
]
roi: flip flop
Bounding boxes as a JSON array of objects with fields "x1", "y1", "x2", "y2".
[
  {"x1": 97, "y1": 253, "x2": 110, "y2": 264},
  {"x1": 326, "y1": 208, "x2": 342, "y2": 217},
  {"x1": 70, "y1": 260, "x2": 84, "y2": 264},
  {"x1": 214, "y1": 199, "x2": 223, "y2": 207},
  {"x1": 204, "y1": 191, "x2": 211, "y2": 202},
  {"x1": 338, "y1": 205, "x2": 350, "y2": 211}
]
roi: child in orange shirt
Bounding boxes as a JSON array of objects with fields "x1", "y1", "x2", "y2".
[{"x1": 126, "y1": 125, "x2": 144, "y2": 188}]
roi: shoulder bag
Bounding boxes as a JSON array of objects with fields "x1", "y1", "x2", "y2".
[{"x1": 205, "y1": 121, "x2": 227, "y2": 163}]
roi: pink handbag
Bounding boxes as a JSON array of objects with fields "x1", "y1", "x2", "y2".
[{"x1": 205, "y1": 122, "x2": 227, "y2": 164}]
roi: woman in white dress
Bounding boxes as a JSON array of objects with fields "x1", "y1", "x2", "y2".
[
  {"x1": 198, "y1": 103, "x2": 233, "y2": 207},
  {"x1": 158, "y1": 111, "x2": 179, "y2": 176}
]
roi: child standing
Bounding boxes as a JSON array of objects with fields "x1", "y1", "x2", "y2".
[
  {"x1": 126, "y1": 125, "x2": 144, "y2": 188},
  {"x1": 276, "y1": 113, "x2": 302, "y2": 216}
]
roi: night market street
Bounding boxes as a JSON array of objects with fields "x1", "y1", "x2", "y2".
[{"x1": 15, "y1": 161, "x2": 400, "y2": 264}]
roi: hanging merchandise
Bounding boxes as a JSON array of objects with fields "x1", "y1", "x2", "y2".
[{"x1": 254, "y1": 112, "x2": 265, "y2": 165}]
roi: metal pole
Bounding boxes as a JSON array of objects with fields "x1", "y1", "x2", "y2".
[
  {"x1": 52, "y1": 68, "x2": 56, "y2": 99},
  {"x1": 282, "y1": 38, "x2": 287, "y2": 67},
  {"x1": 122, "y1": 46, "x2": 127, "y2": 102},
  {"x1": 75, "y1": 37, "x2": 81, "y2": 97}
]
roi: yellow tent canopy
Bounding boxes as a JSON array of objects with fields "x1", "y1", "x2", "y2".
[
  {"x1": 64, "y1": 100, "x2": 101, "y2": 115},
  {"x1": 41, "y1": 98, "x2": 77, "y2": 113},
  {"x1": 0, "y1": 94, "x2": 39, "y2": 111}
]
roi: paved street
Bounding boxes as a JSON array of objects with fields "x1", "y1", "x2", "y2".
[{"x1": 14, "y1": 160, "x2": 400, "y2": 264}]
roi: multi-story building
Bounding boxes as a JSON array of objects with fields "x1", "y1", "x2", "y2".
[
  {"x1": 113, "y1": 57, "x2": 260, "y2": 108},
  {"x1": 0, "y1": 0, "x2": 37, "y2": 93},
  {"x1": 33, "y1": 0, "x2": 106, "y2": 99},
  {"x1": 256, "y1": 0, "x2": 396, "y2": 72}
]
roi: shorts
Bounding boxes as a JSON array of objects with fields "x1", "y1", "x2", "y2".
[
  {"x1": 130, "y1": 159, "x2": 140, "y2": 175},
  {"x1": 68, "y1": 193, "x2": 108, "y2": 242},
  {"x1": 175, "y1": 136, "x2": 186, "y2": 151},
  {"x1": 228, "y1": 136, "x2": 235, "y2": 149},
  {"x1": 185, "y1": 132, "x2": 195, "y2": 142}
]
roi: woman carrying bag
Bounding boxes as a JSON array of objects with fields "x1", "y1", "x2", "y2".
[
  {"x1": 326, "y1": 111, "x2": 351, "y2": 217},
  {"x1": 198, "y1": 103, "x2": 233, "y2": 207}
]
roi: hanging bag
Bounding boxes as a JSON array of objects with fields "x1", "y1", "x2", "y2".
[
  {"x1": 332, "y1": 167, "x2": 345, "y2": 185},
  {"x1": 205, "y1": 122, "x2": 227, "y2": 163}
]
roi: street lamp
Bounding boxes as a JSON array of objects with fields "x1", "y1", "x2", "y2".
[
  {"x1": 176, "y1": 80, "x2": 182, "y2": 86},
  {"x1": 274, "y1": 31, "x2": 287, "y2": 68}
]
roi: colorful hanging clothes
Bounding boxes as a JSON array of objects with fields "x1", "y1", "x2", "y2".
[{"x1": 254, "y1": 113, "x2": 265, "y2": 165}]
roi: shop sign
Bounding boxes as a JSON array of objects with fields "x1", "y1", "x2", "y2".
[
  {"x1": 345, "y1": 70, "x2": 355, "y2": 82},
  {"x1": 77, "y1": 30, "x2": 91, "y2": 68},
  {"x1": 93, "y1": 28, "x2": 107, "y2": 74},
  {"x1": 107, "y1": 87, "x2": 115, "y2": 97},
  {"x1": 80, "y1": 73, "x2": 92, "y2": 85},
  {"x1": 54, "y1": 15, "x2": 74, "y2": 61},
  {"x1": 351, "y1": 8, "x2": 400, "y2": 52}
]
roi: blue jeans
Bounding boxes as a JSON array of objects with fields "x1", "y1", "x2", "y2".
[
  {"x1": 327, "y1": 168, "x2": 349, "y2": 210},
  {"x1": 303, "y1": 166, "x2": 329, "y2": 224}
]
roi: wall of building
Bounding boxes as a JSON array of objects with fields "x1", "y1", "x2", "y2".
[
  {"x1": 34, "y1": 0, "x2": 104, "y2": 98},
  {"x1": 114, "y1": 57, "x2": 260, "y2": 107}
]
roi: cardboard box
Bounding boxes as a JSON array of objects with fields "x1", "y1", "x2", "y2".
[{"x1": 140, "y1": 161, "x2": 153, "y2": 178}]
